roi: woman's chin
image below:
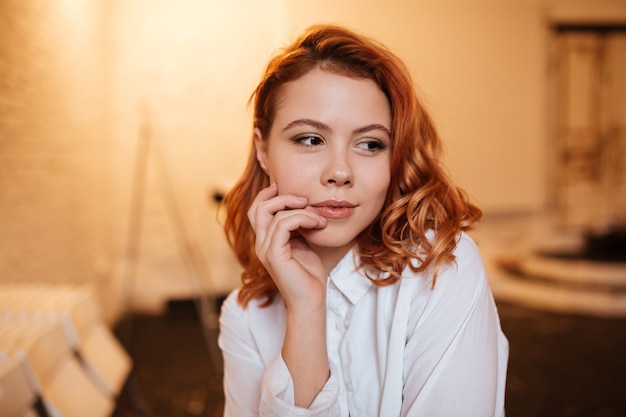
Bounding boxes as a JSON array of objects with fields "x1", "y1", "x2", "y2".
[{"x1": 299, "y1": 228, "x2": 357, "y2": 251}]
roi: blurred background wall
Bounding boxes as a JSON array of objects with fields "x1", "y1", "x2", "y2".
[
  {"x1": 0, "y1": 0, "x2": 114, "y2": 312},
  {"x1": 1, "y1": 0, "x2": 624, "y2": 322}
]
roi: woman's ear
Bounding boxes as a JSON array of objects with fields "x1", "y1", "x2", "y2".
[{"x1": 254, "y1": 128, "x2": 269, "y2": 174}]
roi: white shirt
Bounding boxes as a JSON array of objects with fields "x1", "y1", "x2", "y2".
[{"x1": 218, "y1": 232, "x2": 508, "y2": 416}]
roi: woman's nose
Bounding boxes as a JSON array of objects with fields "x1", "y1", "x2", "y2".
[{"x1": 322, "y1": 151, "x2": 353, "y2": 186}]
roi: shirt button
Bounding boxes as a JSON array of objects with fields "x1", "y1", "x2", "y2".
[{"x1": 346, "y1": 382, "x2": 354, "y2": 391}]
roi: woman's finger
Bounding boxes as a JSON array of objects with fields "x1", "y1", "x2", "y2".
[
  {"x1": 247, "y1": 183, "x2": 278, "y2": 229},
  {"x1": 248, "y1": 184, "x2": 308, "y2": 241},
  {"x1": 259, "y1": 210, "x2": 327, "y2": 260}
]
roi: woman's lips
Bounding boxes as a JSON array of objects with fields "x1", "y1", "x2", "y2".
[{"x1": 310, "y1": 201, "x2": 356, "y2": 220}]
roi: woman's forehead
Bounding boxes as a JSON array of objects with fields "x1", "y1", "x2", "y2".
[{"x1": 269, "y1": 69, "x2": 391, "y2": 135}]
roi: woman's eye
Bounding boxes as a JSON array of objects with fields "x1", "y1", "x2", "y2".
[
  {"x1": 356, "y1": 140, "x2": 387, "y2": 152},
  {"x1": 295, "y1": 135, "x2": 324, "y2": 147}
]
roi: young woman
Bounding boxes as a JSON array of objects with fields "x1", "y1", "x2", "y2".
[{"x1": 218, "y1": 24, "x2": 508, "y2": 417}]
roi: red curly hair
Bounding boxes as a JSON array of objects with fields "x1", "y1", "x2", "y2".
[{"x1": 222, "y1": 24, "x2": 481, "y2": 307}]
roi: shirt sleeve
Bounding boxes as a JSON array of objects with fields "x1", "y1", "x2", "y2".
[
  {"x1": 219, "y1": 290, "x2": 343, "y2": 417},
  {"x1": 218, "y1": 290, "x2": 266, "y2": 417},
  {"x1": 259, "y1": 358, "x2": 342, "y2": 416},
  {"x1": 401, "y1": 235, "x2": 509, "y2": 417}
]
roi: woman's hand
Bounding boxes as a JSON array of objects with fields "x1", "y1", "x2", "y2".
[
  {"x1": 247, "y1": 183, "x2": 329, "y2": 312},
  {"x1": 248, "y1": 183, "x2": 331, "y2": 407}
]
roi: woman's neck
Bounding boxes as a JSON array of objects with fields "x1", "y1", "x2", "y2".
[{"x1": 310, "y1": 241, "x2": 356, "y2": 277}]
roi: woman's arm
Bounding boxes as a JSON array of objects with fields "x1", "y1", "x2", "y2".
[
  {"x1": 248, "y1": 184, "x2": 330, "y2": 407},
  {"x1": 220, "y1": 289, "x2": 343, "y2": 416},
  {"x1": 282, "y1": 303, "x2": 329, "y2": 407}
]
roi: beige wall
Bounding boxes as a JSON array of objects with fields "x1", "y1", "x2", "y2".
[
  {"x1": 106, "y1": 0, "x2": 552, "y2": 311},
  {"x1": 2, "y1": 0, "x2": 624, "y2": 318},
  {"x1": 0, "y1": 1, "x2": 115, "y2": 316},
  {"x1": 110, "y1": 0, "x2": 549, "y2": 215},
  {"x1": 108, "y1": 0, "x2": 285, "y2": 312}
]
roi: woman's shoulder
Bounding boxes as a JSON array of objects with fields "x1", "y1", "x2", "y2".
[
  {"x1": 438, "y1": 231, "x2": 489, "y2": 295},
  {"x1": 453, "y1": 231, "x2": 483, "y2": 264},
  {"x1": 403, "y1": 231, "x2": 486, "y2": 290},
  {"x1": 403, "y1": 232, "x2": 493, "y2": 329},
  {"x1": 417, "y1": 230, "x2": 484, "y2": 271}
]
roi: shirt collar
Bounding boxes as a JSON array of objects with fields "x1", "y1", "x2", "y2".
[{"x1": 328, "y1": 249, "x2": 373, "y2": 305}]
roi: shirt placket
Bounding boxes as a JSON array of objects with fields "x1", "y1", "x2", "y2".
[{"x1": 327, "y1": 280, "x2": 364, "y2": 416}]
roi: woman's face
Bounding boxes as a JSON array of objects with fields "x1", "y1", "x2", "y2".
[{"x1": 255, "y1": 68, "x2": 392, "y2": 253}]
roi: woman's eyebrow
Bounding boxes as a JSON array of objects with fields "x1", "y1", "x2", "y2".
[
  {"x1": 353, "y1": 124, "x2": 391, "y2": 138},
  {"x1": 282, "y1": 119, "x2": 391, "y2": 137},
  {"x1": 282, "y1": 119, "x2": 331, "y2": 132}
]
